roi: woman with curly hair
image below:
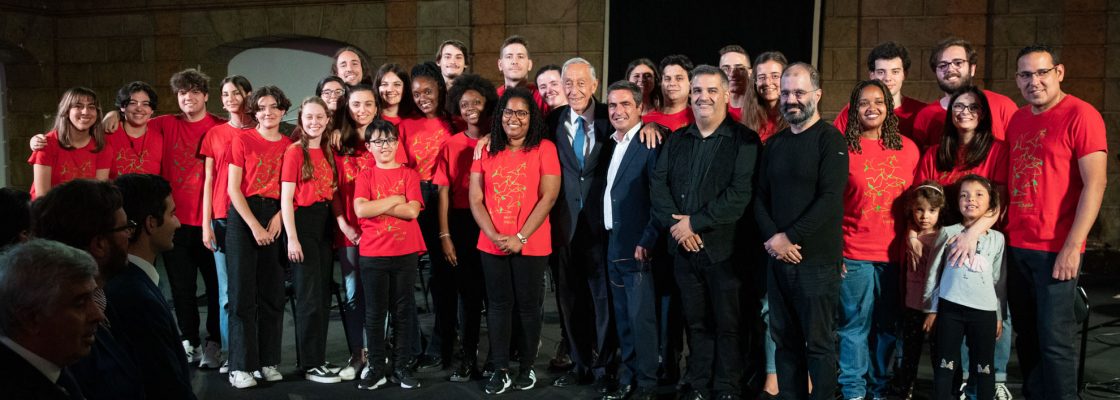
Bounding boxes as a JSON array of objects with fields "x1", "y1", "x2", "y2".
[{"x1": 836, "y1": 79, "x2": 920, "y2": 400}]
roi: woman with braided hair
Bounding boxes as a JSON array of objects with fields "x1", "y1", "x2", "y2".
[{"x1": 835, "y1": 79, "x2": 920, "y2": 400}]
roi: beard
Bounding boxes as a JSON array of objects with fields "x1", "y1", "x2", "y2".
[
  {"x1": 937, "y1": 72, "x2": 973, "y2": 94},
  {"x1": 781, "y1": 100, "x2": 817, "y2": 126}
]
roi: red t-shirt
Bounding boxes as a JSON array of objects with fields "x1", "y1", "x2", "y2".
[
  {"x1": 334, "y1": 149, "x2": 376, "y2": 248},
  {"x1": 354, "y1": 165, "x2": 427, "y2": 257},
  {"x1": 470, "y1": 140, "x2": 561, "y2": 256},
  {"x1": 382, "y1": 115, "x2": 402, "y2": 126},
  {"x1": 915, "y1": 141, "x2": 1009, "y2": 187},
  {"x1": 758, "y1": 114, "x2": 782, "y2": 144},
  {"x1": 281, "y1": 145, "x2": 336, "y2": 207},
  {"x1": 497, "y1": 83, "x2": 548, "y2": 114},
  {"x1": 27, "y1": 131, "x2": 113, "y2": 199},
  {"x1": 397, "y1": 116, "x2": 452, "y2": 181},
  {"x1": 199, "y1": 123, "x2": 250, "y2": 219},
  {"x1": 1005, "y1": 95, "x2": 1108, "y2": 252},
  {"x1": 152, "y1": 113, "x2": 226, "y2": 226},
  {"x1": 911, "y1": 89, "x2": 1018, "y2": 150},
  {"x1": 229, "y1": 131, "x2": 292, "y2": 200},
  {"x1": 642, "y1": 108, "x2": 694, "y2": 132},
  {"x1": 106, "y1": 126, "x2": 163, "y2": 178},
  {"x1": 832, "y1": 96, "x2": 927, "y2": 141},
  {"x1": 432, "y1": 132, "x2": 479, "y2": 209},
  {"x1": 842, "y1": 136, "x2": 920, "y2": 261},
  {"x1": 728, "y1": 105, "x2": 743, "y2": 123}
]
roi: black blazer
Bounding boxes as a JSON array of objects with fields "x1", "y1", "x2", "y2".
[
  {"x1": 0, "y1": 341, "x2": 78, "y2": 400},
  {"x1": 650, "y1": 118, "x2": 760, "y2": 263},
  {"x1": 68, "y1": 323, "x2": 145, "y2": 400},
  {"x1": 545, "y1": 102, "x2": 615, "y2": 246},
  {"x1": 103, "y1": 262, "x2": 196, "y2": 400},
  {"x1": 605, "y1": 123, "x2": 661, "y2": 263}
]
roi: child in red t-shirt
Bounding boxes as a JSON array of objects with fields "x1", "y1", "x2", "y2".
[
  {"x1": 224, "y1": 86, "x2": 294, "y2": 389},
  {"x1": 28, "y1": 87, "x2": 112, "y2": 199},
  {"x1": 353, "y1": 120, "x2": 425, "y2": 391},
  {"x1": 279, "y1": 97, "x2": 342, "y2": 384}
]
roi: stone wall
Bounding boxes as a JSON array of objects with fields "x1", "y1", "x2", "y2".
[{"x1": 819, "y1": 0, "x2": 1120, "y2": 248}]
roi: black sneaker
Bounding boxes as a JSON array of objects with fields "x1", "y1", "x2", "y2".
[
  {"x1": 484, "y1": 368, "x2": 512, "y2": 395},
  {"x1": 305, "y1": 364, "x2": 342, "y2": 383},
  {"x1": 449, "y1": 358, "x2": 478, "y2": 382},
  {"x1": 356, "y1": 366, "x2": 387, "y2": 390},
  {"x1": 482, "y1": 361, "x2": 496, "y2": 378},
  {"x1": 391, "y1": 368, "x2": 420, "y2": 389},
  {"x1": 418, "y1": 355, "x2": 443, "y2": 371},
  {"x1": 514, "y1": 367, "x2": 537, "y2": 390}
]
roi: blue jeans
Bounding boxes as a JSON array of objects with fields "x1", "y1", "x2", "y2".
[
  {"x1": 838, "y1": 259, "x2": 898, "y2": 399},
  {"x1": 338, "y1": 246, "x2": 367, "y2": 357},
  {"x1": 1007, "y1": 246, "x2": 1079, "y2": 400},
  {"x1": 212, "y1": 218, "x2": 230, "y2": 351},
  {"x1": 608, "y1": 258, "x2": 658, "y2": 389},
  {"x1": 761, "y1": 295, "x2": 776, "y2": 374}
]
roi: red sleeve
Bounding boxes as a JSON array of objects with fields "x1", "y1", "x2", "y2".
[
  {"x1": 470, "y1": 152, "x2": 484, "y2": 174},
  {"x1": 988, "y1": 141, "x2": 1009, "y2": 186},
  {"x1": 832, "y1": 104, "x2": 850, "y2": 133},
  {"x1": 396, "y1": 121, "x2": 411, "y2": 166},
  {"x1": 147, "y1": 114, "x2": 170, "y2": 136},
  {"x1": 200, "y1": 126, "x2": 218, "y2": 158},
  {"x1": 95, "y1": 142, "x2": 114, "y2": 169},
  {"x1": 431, "y1": 141, "x2": 451, "y2": 186},
  {"x1": 539, "y1": 141, "x2": 561, "y2": 176},
  {"x1": 405, "y1": 169, "x2": 424, "y2": 209},
  {"x1": 914, "y1": 146, "x2": 937, "y2": 184},
  {"x1": 1070, "y1": 101, "x2": 1109, "y2": 159},
  {"x1": 354, "y1": 169, "x2": 373, "y2": 200},
  {"x1": 229, "y1": 135, "x2": 247, "y2": 168},
  {"x1": 280, "y1": 145, "x2": 303, "y2": 183},
  {"x1": 28, "y1": 136, "x2": 56, "y2": 166}
]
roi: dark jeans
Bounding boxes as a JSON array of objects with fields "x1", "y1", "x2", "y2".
[
  {"x1": 360, "y1": 254, "x2": 419, "y2": 370},
  {"x1": 290, "y1": 202, "x2": 332, "y2": 368},
  {"x1": 768, "y1": 260, "x2": 840, "y2": 400},
  {"x1": 675, "y1": 251, "x2": 743, "y2": 395},
  {"x1": 894, "y1": 307, "x2": 927, "y2": 393},
  {"x1": 163, "y1": 224, "x2": 220, "y2": 346},
  {"x1": 933, "y1": 299, "x2": 996, "y2": 400},
  {"x1": 447, "y1": 209, "x2": 485, "y2": 359},
  {"x1": 481, "y1": 252, "x2": 547, "y2": 369},
  {"x1": 554, "y1": 222, "x2": 617, "y2": 377},
  {"x1": 653, "y1": 240, "x2": 683, "y2": 383},
  {"x1": 226, "y1": 196, "x2": 285, "y2": 371},
  {"x1": 338, "y1": 246, "x2": 366, "y2": 358},
  {"x1": 419, "y1": 181, "x2": 453, "y2": 360},
  {"x1": 608, "y1": 257, "x2": 658, "y2": 389},
  {"x1": 1007, "y1": 246, "x2": 1079, "y2": 400}
]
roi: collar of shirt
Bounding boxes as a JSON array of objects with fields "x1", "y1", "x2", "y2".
[
  {"x1": 684, "y1": 118, "x2": 734, "y2": 139},
  {"x1": 127, "y1": 254, "x2": 159, "y2": 286},
  {"x1": 568, "y1": 104, "x2": 596, "y2": 126},
  {"x1": 613, "y1": 123, "x2": 641, "y2": 144},
  {"x1": 0, "y1": 336, "x2": 62, "y2": 385}
]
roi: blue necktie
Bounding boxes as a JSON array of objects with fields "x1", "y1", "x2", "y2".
[{"x1": 573, "y1": 116, "x2": 586, "y2": 168}]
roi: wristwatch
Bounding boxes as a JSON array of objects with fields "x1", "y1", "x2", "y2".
[{"x1": 516, "y1": 232, "x2": 528, "y2": 244}]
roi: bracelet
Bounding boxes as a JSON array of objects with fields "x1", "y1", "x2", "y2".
[{"x1": 439, "y1": 232, "x2": 451, "y2": 239}]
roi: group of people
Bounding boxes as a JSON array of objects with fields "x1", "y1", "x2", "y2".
[{"x1": 0, "y1": 32, "x2": 1106, "y2": 400}]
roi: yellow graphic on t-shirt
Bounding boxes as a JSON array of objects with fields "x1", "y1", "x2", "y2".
[
  {"x1": 59, "y1": 158, "x2": 93, "y2": 182},
  {"x1": 862, "y1": 155, "x2": 907, "y2": 221},
  {"x1": 411, "y1": 128, "x2": 446, "y2": 180},
  {"x1": 1010, "y1": 129, "x2": 1045, "y2": 209},
  {"x1": 489, "y1": 161, "x2": 528, "y2": 226},
  {"x1": 373, "y1": 178, "x2": 408, "y2": 242}
]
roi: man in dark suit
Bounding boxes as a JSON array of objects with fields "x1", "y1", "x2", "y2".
[
  {"x1": 31, "y1": 179, "x2": 145, "y2": 399},
  {"x1": 0, "y1": 239, "x2": 104, "y2": 400},
  {"x1": 112, "y1": 174, "x2": 195, "y2": 399},
  {"x1": 546, "y1": 57, "x2": 619, "y2": 392},
  {"x1": 650, "y1": 65, "x2": 760, "y2": 400},
  {"x1": 598, "y1": 81, "x2": 661, "y2": 400}
]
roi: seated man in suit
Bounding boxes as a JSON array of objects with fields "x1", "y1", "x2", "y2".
[
  {"x1": 0, "y1": 239, "x2": 105, "y2": 400},
  {"x1": 112, "y1": 173, "x2": 195, "y2": 400}
]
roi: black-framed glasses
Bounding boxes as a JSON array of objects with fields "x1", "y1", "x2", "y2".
[
  {"x1": 502, "y1": 109, "x2": 530, "y2": 119},
  {"x1": 936, "y1": 59, "x2": 968, "y2": 72},
  {"x1": 108, "y1": 220, "x2": 138, "y2": 234},
  {"x1": 368, "y1": 138, "x2": 398, "y2": 147},
  {"x1": 951, "y1": 103, "x2": 981, "y2": 114},
  {"x1": 1015, "y1": 66, "x2": 1057, "y2": 81}
]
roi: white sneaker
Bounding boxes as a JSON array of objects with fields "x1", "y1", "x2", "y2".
[
  {"x1": 229, "y1": 370, "x2": 258, "y2": 389},
  {"x1": 995, "y1": 382, "x2": 1013, "y2": 400},
  {"x1": 338, "y1": 362, "x2": 358, "y2": 381},
  {"x1": 219, "y1": 360, "x2": 229, "y2": 374},
  {"x1": 182, "y1": 340, "x2": 198, "y2": 363},
  {"x1": 253, "y1": 365, "x2": 283, "y2": 382},
  {"x1": 198, "y1": 341, "x2": 223, "y2": 369}
]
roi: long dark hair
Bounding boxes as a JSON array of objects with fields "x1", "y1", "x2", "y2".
[
  {"x1": 330, "y1": 46, "x2": 373, "y2": 85},
  {"x1": 936, "y1": 86, "x2": 994, "y2": 172},
  {"x1": 742, "y1": 51, "x2": 789, "y2": 135},
  {"x1": 489, "y1": 87, "x2": 547, "y2": 155},
  {"x1": 844, "y1": 80, "x2": 901, "y2": 154},
  {"x1": 291, "y1": 97, "x2": 338, "y2": 184},
  {"x1": 626, "y1": 58, "x2": 662, "y2": 111},
  {"x1": 334, "y1": 84, "x2": 377, "y2": 156},
  {"x1": 374, "y1": 63, "x2": 415, "y2": 117}
]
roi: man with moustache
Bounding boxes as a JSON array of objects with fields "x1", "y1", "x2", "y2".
[
  {"x1": 0, "y1": 239, "x2": 104, "y2": 400},
  {"x1": 546, "y1": 57, "x2": 620, "y2": 393},
  {"x1": 31, "y1": 179, "x2": 145, "y2": 399},
  {"x1": 435, "y1": 39, "x2": 469, "y2": 88},
  {"x1": 911, "y1": 37, "x2": 1019, "y2": 149},
  {"x1": 650, "y1": 65, "x2": 759, "y2": 400},
  {"x1": 536, "y1": 65, "x2": 568, "y2": 115},
  {"x1": 719, "y1": 45, "x2": 752, "y2": 122},
  {"x1": 755, "y1": 63, "x2": 847, "y2": 400}
]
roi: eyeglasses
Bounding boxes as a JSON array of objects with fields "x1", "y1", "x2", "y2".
[
  {"x1": 936, "y1": 59, "x2": 968, "y2": 72},
  {"x1": 368, "y1": 139, "x2": 398, "y2": 147},
  {"x1": 1015, "y1": 66, "x2": 1057, "y2": 81},
  {"x1": 321, "y1": 89, "x2": 344, "y2": 97},
  {"x1": 502, "y1": 109, "x2": 530, "y2": 119},
  {"x1": 951, "y1": 103, "x2": 981, "y2": 114},
  {"x1": 779, "y1": 89, "x2": 818, "y2": 100},
  {"x1": 756, "y1": 73, "x2": 781, "y2": 83},
  {"x1": 107, "y1": 220, "x2": 138, "y2": 234}
]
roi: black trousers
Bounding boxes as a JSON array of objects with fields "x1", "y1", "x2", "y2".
[
  {"x1": 932, "y1": 299, "x2": 997, "y2": 400},
  {"x1": 482, "y1": 252, "x2": 546, "y2": 369},
  {"x1": 554, "y1": 221, "x2": 617, "y2": 377},
  {"x1": 894, "y1": 307, "x2": 927, "y2": 393},
  {"x1": 163, "y1": 224, "x2": 220, "y2": 346},
  {"x1": 290, "y1": 202, "x2": 333, "y2": 368},
  {"x1": 226, "y1": 196, "x2": 285, "y2": 371},
  {"x1": 419, "y1": 181, "x2": 454, "y2": 360},
  {"x1": 361, "y1": 254, "x2": 419, "y2": 370},
  {"x1": 446, "y1": 209, "x2": 485, "y2": 359},
  {"x1": 674, "y1": 250, "x2": 743, "y2": 395},
  {"x1": 652, "y1": 238, "x2": 683, "y2": 383},
  {"x1": 768, "y1": 260, "x2": 840, "y2": 400}
]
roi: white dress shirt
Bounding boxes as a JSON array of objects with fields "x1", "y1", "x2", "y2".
[
  {"x1": 0, "y1": 336, "x2": 61, "y2": 385},
  {"x1": 564, "y1": 105, "x2": 597, "y2": 160},
  {"x1": 127, "y1": 254, "x2": 160, "y2": 286},
  {"x1": 603, "y1": 123, "x2": 642, "y2": 230}
]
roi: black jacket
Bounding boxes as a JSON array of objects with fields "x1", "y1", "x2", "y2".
[
  {"x1": 0, "y1": 341, "x2": 80, "y2": 400},
  {"x1": 545, "y1": 102, "x2": 614, "y2": 247}
]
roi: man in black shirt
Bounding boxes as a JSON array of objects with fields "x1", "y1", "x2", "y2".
[
  {"x1": 650, "y1": 65, "x2": 759, "y2": 400},
  {"x1": 754, "y1": 62, "x2": 847, "y2": 400}
]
